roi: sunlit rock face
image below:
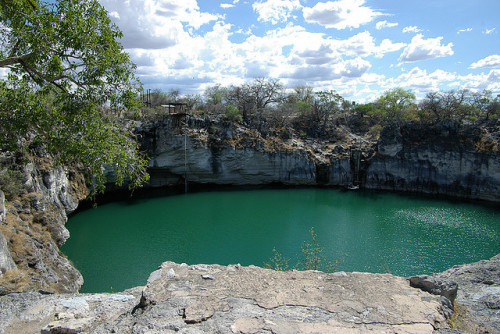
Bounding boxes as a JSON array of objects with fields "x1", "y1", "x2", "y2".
[
  {"x1": 139, "y1": 116, "x2": 499, "y2": 203},
  {"x1": 365, "y1": 122, "x2": 500, "y2": 202},
  {"x1": 0, "y1": 160, "x2": 88, "y2": 294},
  {"x1": 0, "y1": 262, "x2": 452, "y2": 333},
  {"x1": 150, "y1": 135, "x2": 317, "y2": 186}
]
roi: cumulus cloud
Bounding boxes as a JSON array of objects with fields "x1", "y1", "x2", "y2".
[
  {"x1": 470, "y1": 55, "x2": 500, "y2": 69},
  {"x1": 95, "y1": 0, "x2": 497, "y2": 99},
  {"x1": 376, "y1": 39, "x2": 406, "y2": 57},
  {"x1": 284, "y1": 65, "x2": 336, "y2": 81},
  {"x1": 381, "y1": 67, "x2": 457, "y2": 94},
  {"x1": 402, "y1": 26, "x2": 422, "y2": 33},
  {"x1": 252, "y1": 0, "x2": 302, "y2": 24},
  {"x1": 458, "y1": 70, "x2": 500, "y2": 93},
  {"x1": 399, "y1": 34, "x2": 453, "y2": 62},
  {"x1": 100, "y1": 0, "x2": 219, "y2": 49},
  {"x1": 339, "y1": 57, "x2": 372, "y2": 77},
  {"x1": 332, "y1": 31, "x2": 405, "y2": 58},
  {"x1": 296, "y1": 44, "x2": 335, "y2": 65},
  {"x1": 376, "y1": 20, "x2": 398, "y2": 30},
  {"x1": 303, "y1": 0, "x2": 381, "y2": 30}
]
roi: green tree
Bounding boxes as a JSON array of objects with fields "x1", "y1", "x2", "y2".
[
  {"x1": 374, "y1": 88, "x2": 416, "y2": 124},
  {"x1": 313, "y1": 90, "x2": 343, "y2": 128},
  {"x1": 0, "y1": 0, "x2": 149, "y2": 193}
]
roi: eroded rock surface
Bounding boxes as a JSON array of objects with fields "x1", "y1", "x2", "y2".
[
  {"x1": 432, "y1": 254, "x2": 500, "y2": 333},
  {"x1": 0, "y1": 262, "x2": 451, "y2": 333},
  {"x1": 138, "y1": 116, "x2": 499, "y2": 202},
  {"x1": 0, "y1": 158, "x2": 88, "y2": 294},
  {"x1": 366, "y1": 122, "x2": 500, "y2": 202}
]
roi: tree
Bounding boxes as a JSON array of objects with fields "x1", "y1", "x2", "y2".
[
  {"x1": 374, "y1": 88, "x2": 416, "y2": 124},
  {"x1": 225, "y1": 84, "x2": 254, "y2": 120},
  {"x1": 0, "y1": 0, "x2": 149, "y2": 193},
  {"x1": 419, "y1": 90, "x2": 499, "y2": 123},
  {"x1": 248, "y1": 77, "x2": 283, "y2": 113},
  {"x1": 313, "y1": 90, "x2": 343, "y2": 128},
  {"x1": 203, "y1": 84, "x2": 226, "y2": 113}
]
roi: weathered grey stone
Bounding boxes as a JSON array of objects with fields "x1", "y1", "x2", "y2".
[
  {"x1": 139, "y1": 116, "x2": 499, "y2": 203},
  {"x1": 432, "y1": 254, "x2": 500, "y2": 333},
  {"x1": 0, "y1": 262, "x2": 453, "y2": 334},
  {"x1": 409, "y1": 275, "x2": 458, "y2": 302},
  {"x1": 0, "y1": 229, "x2": 16, "y2": 276},
  {"x1": 0, "y1": 162, "x2": 87, "y2": 294},
  {"x1": 365, "y1": 123, "x2": 500, "y2": 202},
  {"x1": 0, "y1": 190, "x2": 5, "y2": 223}
]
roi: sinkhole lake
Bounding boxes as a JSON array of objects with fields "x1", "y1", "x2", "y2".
[{"x1": 61, "y1": 188, "x2": 500, "y2": 293}]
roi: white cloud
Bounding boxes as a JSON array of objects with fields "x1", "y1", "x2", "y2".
[
  {"x1": 399, "y1": 34, "x2": 453, "y2": 62},
  {"x1": 252, "y1": 0, "x2": 302, "y2": 24},
  {"x1": 221, "y1": 3, "x2": 234, "y2": 9},
  {"x1": 95, "y1": 0, "x2": 497, "y2": 98},
  {"x1": 457, "y1": 28, "x2": 472, "y2": 34},
  {"x1": 338, "y1": 57, "x2": 372, "y2": 77},
  {"x1": 99, "y1": 0, "x2": 220, "y2": 49},
  {"x1": 376, "y1": 38, "x2": 406, "y2": 58},
  {"x1": 303, "y1": 0, "x2": 381, "y2": 30},
  {"x1": 402, "y1": 26, "x2": 422, "y2": 33},
  {"x1": 376, "y1": 20, "x2": 398, "y2": 30},
  {"x1": 108, "y1": 11, "x2": 120, "y2": 19},
  {"x1": 483, "y1": 28, "x2": 496, "y2": 35},
  {"x1": 380, "y1": 67, "x2": 457, "y2": 95},
  {"x1": 332, "y1": 31, "x2": 405, "y2": 58},
  {"x1": 470, "y1": 55, "x2": 500, "y2": 69},
  {"x1": 458, "y1": 70, "x2": 500, "y2": 93}
]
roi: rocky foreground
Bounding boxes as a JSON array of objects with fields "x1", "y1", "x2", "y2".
[{"x1": 1, "y1": 254, "x2": 499, "y2": 334}]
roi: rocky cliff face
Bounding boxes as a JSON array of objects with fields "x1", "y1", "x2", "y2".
[
  {"x1": 138, "y1": 116, "x2": 499, "y2": 202},
  {"x1": 0, "y1": 158, "x2": 88, "y2": 294},
  {"x1": 365, "y1": 122, "x2": 500, "y2": 202},
  {"x1": 138, "y1": 115, "x2": 371, "y2": 189}
]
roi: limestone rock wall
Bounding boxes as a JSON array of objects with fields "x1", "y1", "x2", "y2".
[
  {"x1": 139, "y1": 116, "x2": 499, "y2": 203},
  {"x1": 139, "y1": 116, "x2": 356, "y2": 188},
  {"x1": 365, "y1": 123, "x2": 500, "y2": 202},
  {"x1": 150, "y1": 135, "x2": 317, "y2": 186},
  {"x1": 0, "y1": 159, "x2": 88, "y2": 294}
]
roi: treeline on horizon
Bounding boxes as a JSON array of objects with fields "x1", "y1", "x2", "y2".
[{"x1": 138, "y1": 78, "x2": 500, "y2": 138}]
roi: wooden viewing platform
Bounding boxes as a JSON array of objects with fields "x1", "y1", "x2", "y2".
[{"x1": 160, "y1": 102, "x2": 188, "y2": 114}]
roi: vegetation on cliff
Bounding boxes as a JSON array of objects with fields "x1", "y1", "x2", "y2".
[
  {"x1": 138, "y1": 79, "x2": 499, "y2": 145},
  {"x1": 0, "y1": 0, "x2": 149, "y2": 193}
]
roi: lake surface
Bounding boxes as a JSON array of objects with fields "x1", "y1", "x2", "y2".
[{"x1": 61, "y1": 188, "x2": 500, "y2": 293}]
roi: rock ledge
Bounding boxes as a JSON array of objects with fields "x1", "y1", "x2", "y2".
[{"x1": 1, "y1": 262, "x2": 451, "y2": 334}]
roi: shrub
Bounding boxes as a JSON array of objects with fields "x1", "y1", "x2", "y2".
[
  {"x1": 0, "y1": 167, "x2": 26, "y2": 200},
  {"x1": 264, "y1": 248, "x2": 289, "y2": 271},
  {"x1": 223, "y1": 105, "x2": 243, "y2": 122},
  {"x1": 264, "y1": 227, "x2": 343, "y2": 273}
]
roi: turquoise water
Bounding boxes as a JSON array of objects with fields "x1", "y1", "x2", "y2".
[{"x1": 61, "y1": 189, "x2": 500, "y2": 293}]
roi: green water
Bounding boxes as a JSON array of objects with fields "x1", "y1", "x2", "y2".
[{"x1": 61, "y1": 188, "x2": 500, "y2": 293}]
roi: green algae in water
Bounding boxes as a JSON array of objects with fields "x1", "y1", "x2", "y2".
[{"x1": 61, "y1": 189, "x2": 500, "y2": 293}]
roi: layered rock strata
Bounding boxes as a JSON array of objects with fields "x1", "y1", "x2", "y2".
[
  {"x1": 365, "y1": 122, "x2": 500, "y2": 202},
  {"x1": 138, "y1": 116, "x2": 500, "y2": 202}
]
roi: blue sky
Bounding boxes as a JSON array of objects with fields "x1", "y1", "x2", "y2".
[{"x1": 97, "y1": 0, "x2": 499, "y2": 102}]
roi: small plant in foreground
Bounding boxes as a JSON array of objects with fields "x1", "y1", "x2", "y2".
[
  {"x1": 264, "y1": 227, "x2": 344, "y2": 273},
  {"x1": 299, "y1": 227, "x2": 322, "y2": 271},
  {"x1": 264, "y1": 248, "x2": 289, "y2": 271}
]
